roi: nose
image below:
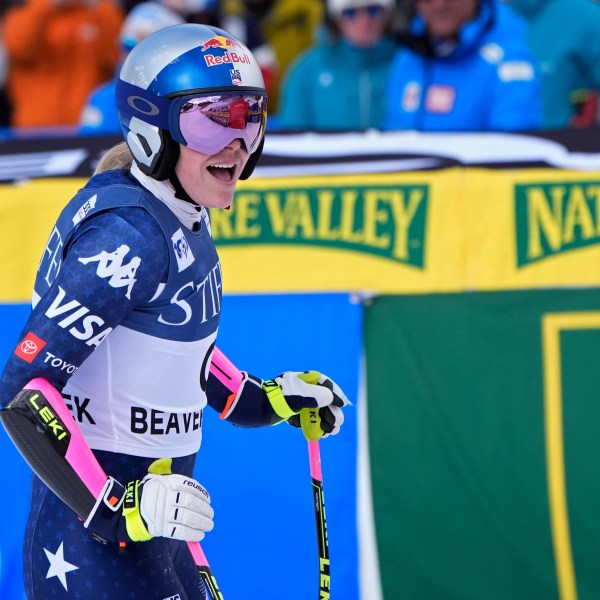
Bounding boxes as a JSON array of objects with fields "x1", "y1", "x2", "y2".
[{"x1": 225, "y1": 138, "x2": 243, "y2": 151}]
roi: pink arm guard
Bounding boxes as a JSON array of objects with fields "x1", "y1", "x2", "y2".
[
  {"x1": 1, "y1": 378, "x2": 114, "y2": 523},
  {"x1": 208, "y1": 346, "x2": 288, "y2": 427},
  {"x1": 210, "y1": 347, "x2": 246, "y2": 420},
  {"x1": 209, "y1": 346, "x2": 244, "y2": 394},
  {"x1": 25, "y1": 378, "x2": 107, "y2": 498}
]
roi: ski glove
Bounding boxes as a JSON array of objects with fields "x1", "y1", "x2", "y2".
[
  {"x1": 122, "y1": 460, "x2": 214, "y2": 542},
  {"x1": 264, "y1": 370, "x2": 349, "y2": 438}
]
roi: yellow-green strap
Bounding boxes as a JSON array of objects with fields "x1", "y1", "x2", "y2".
[
  {"x1": 262, "y1": 379, "x2": 297, "y2": 420},
  {"x1": 122, "y1": 480, "x2": 152, "y2": 542}
]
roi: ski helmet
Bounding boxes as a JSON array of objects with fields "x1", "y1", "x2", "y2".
[{"x1": 115, "y1": 23, "x2": 267, "y2": 181}]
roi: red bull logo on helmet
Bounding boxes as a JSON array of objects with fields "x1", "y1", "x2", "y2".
[
  {"x1": 200, "y1": 35, "x2": 243, "y2": 51},
  {"x1": 200, "y1": 35, "x2": 251, "y2": 69}
]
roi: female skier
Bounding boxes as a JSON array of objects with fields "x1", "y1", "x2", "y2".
[{"x1": 0, "y1": 23, "x2": 348, "y2": 599}]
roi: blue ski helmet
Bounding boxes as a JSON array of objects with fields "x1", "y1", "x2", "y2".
[{"x1": 115, "y1": 23, "x2": 267, "y2": 180}]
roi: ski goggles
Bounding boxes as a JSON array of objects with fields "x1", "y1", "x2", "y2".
[
  {"x1": 341, "y1": 5, "x2": 385, "y2": 19},
  {"x1": 173, "y1": 93, "x2": 267, "y2": 156}
]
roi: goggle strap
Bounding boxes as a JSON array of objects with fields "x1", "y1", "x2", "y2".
[{"x1": 116, "y1": 80, "x2": 171, "y2": 130}]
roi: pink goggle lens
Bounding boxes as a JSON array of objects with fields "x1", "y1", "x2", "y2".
[{"x1": 178, "y1": 94, "x2": 266, "y2": 155}]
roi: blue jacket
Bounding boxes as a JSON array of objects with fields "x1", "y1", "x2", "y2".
[
  {"x1": 509, "y1": 0, "x2": 600, "y2": 128},
  {"x1": 383, "y1": 0, "x2": 542, "y2": 132},
  {"x1": 278, "y1": 35, "x2": 399, "y2": 131},
  {"x1": 79, "y1": 79, "x2": 120, "y2": 136}
]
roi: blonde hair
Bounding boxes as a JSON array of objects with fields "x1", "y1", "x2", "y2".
[{"x1": 94, "y1": 142, "x2": 134, "y2": 174}]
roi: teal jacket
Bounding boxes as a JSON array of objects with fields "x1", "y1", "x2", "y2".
[
  {"x1": 277, "y1": 35, "x2": 398, "y2": 131},
  {"x1": 509, "y1": 0, "x2": 600, "y2": 128}
]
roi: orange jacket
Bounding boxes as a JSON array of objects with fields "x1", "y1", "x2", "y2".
[{"x1": 4, "y1": 0, "x2": 123, "y2": 128}]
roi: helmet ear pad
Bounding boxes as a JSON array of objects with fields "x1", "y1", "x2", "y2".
[
  {"x1": 150, "y1": 132, "x2": 180, "y2": 181},
  {"x1": 240, "y1": 135, "x2": 264, "y2": 180},
  {"x1": 126, "y1": 116, "x2": 180, "y2": 181}
]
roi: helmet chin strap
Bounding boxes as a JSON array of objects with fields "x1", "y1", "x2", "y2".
[
  {"x1": 168, "y1": 171, "x2": 204, "y2": 232},
  {"x1": 169, "y1": 171, "x2": 198, "y2": 208}
]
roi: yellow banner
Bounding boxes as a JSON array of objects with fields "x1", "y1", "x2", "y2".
[
  {"x1": 0, "y1": 178, "x2": 84, "y2": 302},
  {"x1": 464, "y1": 169, "x2": 600, "y2": 290},
  {"x1": 214, "y1": 170, "x2": 464, "y2": 294},
  {"x1": 1, "y1": 168, "x2": 600, "y2": 301},
  {"x1": 217, "y1": 169, "x2": 600, "y2": 293}
]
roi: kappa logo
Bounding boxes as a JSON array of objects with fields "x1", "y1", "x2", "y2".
[
  {"x1": 15, "y1": 332, "x2": 46, "y2": 363},
  {"x1": 79, "y1": 244, "x2": 140, "y2": 299},
  {"x1": 171, "y1": 228, "x2": 195, "y2": 272},
  {"x1": 163, "y1": 595, "x2": 181, "y2": 600}
]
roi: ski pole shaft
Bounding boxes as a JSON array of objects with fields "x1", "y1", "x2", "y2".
[
  {"x1": 301, "y1": 407, "x2": 331, "y2": 599},
  {"x1": 187, "y1": 541, "x2": 224, "y2": 600},
  {"x1": 307, "y1": 439, "x2": 330, "y2": 598}
]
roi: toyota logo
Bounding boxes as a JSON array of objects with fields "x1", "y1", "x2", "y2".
[{"x1": 20, "y1": 340, "x2": 38, "y2": 354}]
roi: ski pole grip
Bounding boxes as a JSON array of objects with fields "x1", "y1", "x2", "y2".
[{"x1": 300, "y1": 408, "x2": 321, "y2": 442}]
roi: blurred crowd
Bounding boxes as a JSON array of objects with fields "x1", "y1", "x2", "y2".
[{"x1": 0, "y1": 0, "x2": 599, "y2": 136}]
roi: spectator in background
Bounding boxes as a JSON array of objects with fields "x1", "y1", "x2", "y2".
[
  {"x1": 224, "y1": 0, "x2": 324, "y2": 114},
  {"x1": 80, "y1": 2, "x2": 184, "y2": 135},
  {"x1": 114, "y1": 0, "x2": 278, "y2": 108},
  {"x1": 502, "y1": 0, "x2": 600, "y2": 128},
  {"x1": 3, "y1": 0, "x2": 123, "y2": 129},
  {"x1": 278, "y1": 0, "x2": 398, "y2": 131},
  {"x1": 80, "y1": 0, "x2": 277, "y2": 134},
  {"x1": 382, "y1": 0, "x2": 541, "y2": 132}
]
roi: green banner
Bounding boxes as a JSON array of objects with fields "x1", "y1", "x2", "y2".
[
  {"x1": 514, "y1": 181, "x2": 600, "y2": 267},
  {"x1": 364, "y1": 290, "x2": 600, "y2": 600},
  {"x1": 211, "y1": 183, "x2": 429, "y2": 266}
]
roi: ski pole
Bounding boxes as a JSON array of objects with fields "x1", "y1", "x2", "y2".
[
  {"x1": 187, "y1": 541, "x2": 224, "y2": 600},
  {"x1": 301, "y1": 409, "x2": 330, "y2": 599}
]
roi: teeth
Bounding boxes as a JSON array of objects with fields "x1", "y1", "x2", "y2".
[{"x1": 211, "y1": 163, "x2": 234, "y2": 168}]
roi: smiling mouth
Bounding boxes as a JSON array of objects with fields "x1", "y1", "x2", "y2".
[{"x1": 207, "y1": 163, "x2": 236, "y2": 183}]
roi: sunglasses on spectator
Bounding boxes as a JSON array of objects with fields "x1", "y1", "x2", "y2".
[{"x1": 341, "y1": 5, "x2": 385, "y2": 19}]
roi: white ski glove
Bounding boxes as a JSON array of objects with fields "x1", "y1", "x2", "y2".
[
  {"x1": 123, "y1": 464, "x2": 214, "y2": 542},
  {"x1": 263, "y1": 370, "x2": 350, "y2": 438}
]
